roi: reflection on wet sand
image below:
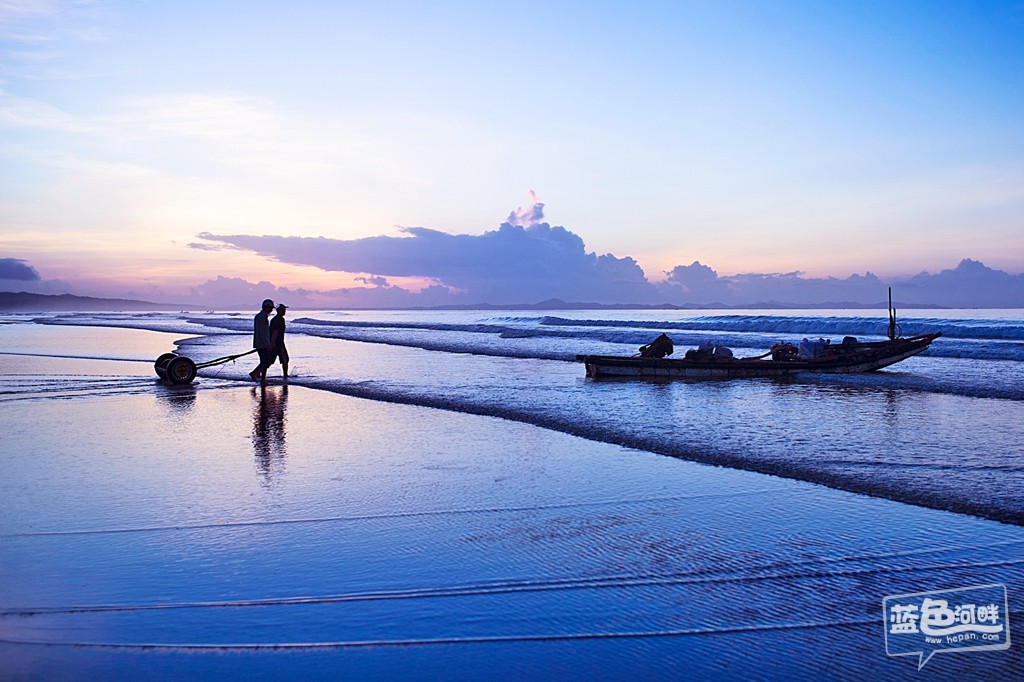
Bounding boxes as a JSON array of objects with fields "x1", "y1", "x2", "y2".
[
  {"x1": 252, "y1": 385, "x2": 288, "y2": 483},
  {"x1": 156, "y1": 384, "x2": 197, "y2": 415}
]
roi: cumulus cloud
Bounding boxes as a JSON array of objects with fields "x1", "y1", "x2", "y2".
[
  {"x1": 355, "y1": 275, "x2": 390, "y2": 288},
  {"x1": 195, "y1": 194, "x2": 1024, "y2": 307},
  {"x1": 897, "y1": 259, "x2": 1024, "y2": 307},
  {"x1": 505, "y1": 190, "x2": 546, "y2": 227},
  {"x1": 187, "y1": 242, "x2": 239, "y2": 252},
  {"x1": 659, "y1": 261, "x2": 891, "y2": 305},
  {"x1": 188, "y1": 275, "x2": 457, "y2": 309},
  {"x1": 0, "y1": 257, "x2": 75, "y2": 295},
  {"x1": 166, "y1": 258, "x2": 1024, "y2": 309},
  {"x1": 659, "y1": 258, "x2": 1024, "y2": 307},
  {"x1": 0, "y1": 258, "x2": 40, "y2": 281},
  {"x1": 199, "y1": 196, "x2": 656, "y2": 304},
  {"x1": 189, "y1": 276, "x2": 315, "y2": 309}
]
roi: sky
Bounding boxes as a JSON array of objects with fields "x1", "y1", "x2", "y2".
[{"x1": 1, "y1": 0, "x2": 1023, "y2": 306}]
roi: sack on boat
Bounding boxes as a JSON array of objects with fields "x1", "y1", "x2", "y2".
[
  {"x1": 797, "y1": 338, "x2": 831, "y2": 359},
  {"x1": 685, "y1": 342, "x2": 733, "y2": 360},
  {"x1": 639, "y1": 333, "x2": 674, "y2": 358}
]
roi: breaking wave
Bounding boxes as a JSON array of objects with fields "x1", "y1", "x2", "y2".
[{"x1": 26, "y1": 310, "x2": 1024, "y2": 363}]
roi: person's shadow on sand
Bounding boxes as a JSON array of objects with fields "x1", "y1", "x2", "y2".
[{"x1": 252, "y1": 385, "x2": 288, "y2": 483}]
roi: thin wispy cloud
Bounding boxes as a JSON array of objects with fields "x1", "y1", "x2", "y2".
[
  {"x1": 0, "y1": 86, "x2": 430, "y2": 193},
  {"x1": 0, "y1": 88, "x2": 99, "y2": 132},
  {"x1": 0, "y1": 0, "x2": 111, "y2": 82},
  {"x1": 0, "y1": 0, "x2": 60, "y2": 27},
  {"x1": 120, "y1": 93, "x2": 285, "y2": 142}
]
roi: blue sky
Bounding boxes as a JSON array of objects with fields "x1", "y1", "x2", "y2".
[{"x1": 1, "y1": 1, "x2": 1022, "y2": 303}]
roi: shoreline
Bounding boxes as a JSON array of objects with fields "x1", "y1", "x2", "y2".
[
  {"x1": 2, "y1": 323, "x2": 1022, "y2": 680},
  {"x1": 4, "y1": 319, "x2": 1024, "y2": 526}
]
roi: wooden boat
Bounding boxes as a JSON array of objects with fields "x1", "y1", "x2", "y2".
[
  {"x1": 576, "y1": 332, "x2": 941, "y2": 380},
  {"x1": 578, "y1": 287, "x2": 942, "y2": 379}
]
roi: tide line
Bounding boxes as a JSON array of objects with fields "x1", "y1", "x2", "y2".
[
  {"x1": 1, "y1": 489, "x2": 776, "y2": 538},
  {"x1": 4, "y1": 556, "x2": 1020, "y2": 618},
  {"x1": 0, "y1": 617, "x2": 879, "y2": 650}
]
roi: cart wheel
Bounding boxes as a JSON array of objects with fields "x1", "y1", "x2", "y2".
[
  {"x1": 154, "y1": 352, "x2": 177, "y2": 370},
  {"x1": 154, "y1": 352, "x2": 179, "y2": 380},
  {"x1": 165, "y1": 356, "x2": 197, "y2": 385}
]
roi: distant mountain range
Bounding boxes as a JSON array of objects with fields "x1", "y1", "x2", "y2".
[
  {"x1": 420, "y1": 298, "x2": 948, "y2": 311},
  {"x1": 0, "y1": 292, "x2": 185, "y2": 312},
  {"x1": 0, "y1": 290, "x2": 953, "y2": 312}
]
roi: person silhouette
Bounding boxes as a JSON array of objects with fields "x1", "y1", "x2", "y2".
[
  {"x1": 249, "y1": 298, "x2": 275, "y2": 386},
  {"x1": 270, "y1": 303, "x2": 289, "y2": 379}
]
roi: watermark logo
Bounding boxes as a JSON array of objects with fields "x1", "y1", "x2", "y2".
[{"x1": 884, "y1": 583, "x2": 1011, "y2": 669}]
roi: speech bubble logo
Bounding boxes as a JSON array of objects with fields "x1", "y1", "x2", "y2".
[{"x1": 884, "y1": 583, "x2": 1011, "y2": 670}]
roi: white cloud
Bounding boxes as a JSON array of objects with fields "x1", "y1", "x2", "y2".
[{"x1": 0, "y1": 88, "x2": 98, "y2": 131}]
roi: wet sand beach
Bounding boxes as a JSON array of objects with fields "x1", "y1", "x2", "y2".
[{"x1": 1, "y1": 323, "x2": 1022, "y2": 680}]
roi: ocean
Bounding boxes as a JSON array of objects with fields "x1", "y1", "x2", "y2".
[
  {"x1": 23, "y1": 307, "x2": 1024, "y2": 524},
  {"x1": 1, "y1": 308, "x2": 1022, "y2": 680}
]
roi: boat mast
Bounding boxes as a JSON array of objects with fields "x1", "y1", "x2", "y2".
[{"x1": 887, "y1": 287, "x2": 897, "y2": 340}]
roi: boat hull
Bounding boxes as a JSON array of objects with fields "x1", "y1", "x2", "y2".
[{"x1": 576, "y1": 333, "x2": 941, "y2": 380}]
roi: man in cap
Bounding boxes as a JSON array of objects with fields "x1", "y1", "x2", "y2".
[{"x1": 249, "y1": 298, "x2": 275, "y2": 386}]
